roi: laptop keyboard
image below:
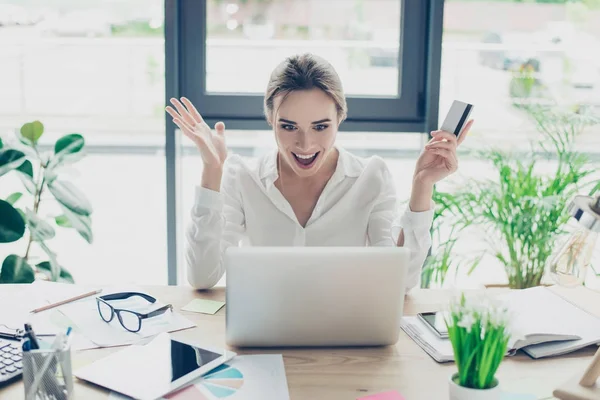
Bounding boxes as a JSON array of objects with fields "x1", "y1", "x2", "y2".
[{"x1": 0, "y1": 339, "x2": 22, "y2": 385}]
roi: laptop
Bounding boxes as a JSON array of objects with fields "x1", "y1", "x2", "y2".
[{"x1": 225, "y1": 247, "x2": 410, "y2": 347}]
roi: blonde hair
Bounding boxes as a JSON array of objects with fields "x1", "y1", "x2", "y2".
[{"x1": 264, "y1": 53, "x2": 348, "y2": 125}]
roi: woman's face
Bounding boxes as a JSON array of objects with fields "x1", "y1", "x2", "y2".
[{"x1": 272, "y1": 88, "x2": 339, "y2": 178}]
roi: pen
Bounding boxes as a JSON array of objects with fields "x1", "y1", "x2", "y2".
[{"x1": 24, "y1": 323, "x2": 40, "y2": 350}]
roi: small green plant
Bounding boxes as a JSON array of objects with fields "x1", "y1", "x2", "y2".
[
  {"x1": 0, "y1": 121, "x2": 93, "y2": 284},
  {"x1": 446, "y1": 294, "x2": 511, "y2": 390}
]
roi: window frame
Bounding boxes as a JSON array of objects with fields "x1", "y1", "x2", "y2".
[{"x1": 164, "y1": 0, "x2": 444, "y2": 284}]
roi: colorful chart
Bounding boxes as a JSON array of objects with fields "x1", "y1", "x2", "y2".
[{"x1": 165, "y1": 364, "x2": 245, "y2": 400}]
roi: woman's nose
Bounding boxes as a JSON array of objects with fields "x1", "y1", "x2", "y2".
[{"x1": 296, "y1": 131, "x2": 311, "y2": 150}]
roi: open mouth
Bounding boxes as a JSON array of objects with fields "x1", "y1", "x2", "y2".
[{"x1": 292, "y1": 151, "x2": 319, "y2": 169}]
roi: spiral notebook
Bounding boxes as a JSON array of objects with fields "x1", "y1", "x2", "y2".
[{"x1": 401, "y1": 287, "x2": 600, "y2": 363}]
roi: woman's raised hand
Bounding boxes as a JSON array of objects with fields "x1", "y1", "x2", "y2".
[{"x1": 166, "y1": 97, "x2": 227, "y2": 169}]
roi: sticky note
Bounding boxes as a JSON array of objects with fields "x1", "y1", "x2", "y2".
[
  {"x1": 181, "y1": 299, "x2": 225, "y2": 315},
  {"x1": 357, "y1": 391, "x2": 405, "y2": 400}
]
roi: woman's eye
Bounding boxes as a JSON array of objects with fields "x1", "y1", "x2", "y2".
[
  {"x1": 281, "y1": 124, "x2": 296, "y2": 131},
  {"x1": 314, "y1": 124, "x2": 329, "y2": 132}
]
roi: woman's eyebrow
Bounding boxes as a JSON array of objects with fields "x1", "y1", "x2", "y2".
[
  {"x1": 311, "y1": 118, "x2": 331, "y2": 124},
  {"x1": 278, "y1": 118, "x2": 297, "y2": 124}
]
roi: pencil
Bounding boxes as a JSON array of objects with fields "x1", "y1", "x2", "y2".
[{"x1": 30, "y1": 289, "x2": 102, "y2": 313}]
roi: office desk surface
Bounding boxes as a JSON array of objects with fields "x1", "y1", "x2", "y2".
[{"x1": 1, "y1": 285, "x2": 598, "y2": 400}]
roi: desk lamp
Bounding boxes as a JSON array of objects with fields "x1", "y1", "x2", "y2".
[{"x1": 548, "y1": 194, "x2": 600, "y2": 287}]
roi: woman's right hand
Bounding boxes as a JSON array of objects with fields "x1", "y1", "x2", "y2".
[{"x1": 165, "y1": 97, "x2": 227, "y2": 169}]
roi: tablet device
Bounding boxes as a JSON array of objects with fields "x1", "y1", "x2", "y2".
[
  {"x1": 74, "y1": 333, "x2": 236, "y2": 400},
  {"x1": 440, "y1": 100, "x2": 473, "y2": 138},
  {"x1": 417, "y1": 311, "x2": 449, "y2": 339}
]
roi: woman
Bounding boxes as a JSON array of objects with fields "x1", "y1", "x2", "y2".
[{"x1": 166, "y1": 53, "x2": 472, "y2": 290}]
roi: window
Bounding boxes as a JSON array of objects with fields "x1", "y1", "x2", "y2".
[
  {"x1": 168, "y1": 0, "x2": 443, "y2": 284},
  {"x1": 437, "y1": 0, "x2": 600, "y2": 287},
  {"x1": 0, "y1": 0, "x2": 167, "y2": 285},
  {"x1": 172, "y1": 0, "x2": 437, "y2": 133}
]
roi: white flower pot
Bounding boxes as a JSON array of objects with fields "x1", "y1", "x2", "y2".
[{"x1": 449, "y1": 373, "x2": 501, "y2": 400}]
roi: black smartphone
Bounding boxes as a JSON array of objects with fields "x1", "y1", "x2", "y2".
[{"x1": 417, "y1": 311, "x2": 449, "y2": 339}]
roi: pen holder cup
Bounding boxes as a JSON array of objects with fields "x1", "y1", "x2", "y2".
[{"x1": 23, "y1": 345, "x2": 74, "y2": 400}]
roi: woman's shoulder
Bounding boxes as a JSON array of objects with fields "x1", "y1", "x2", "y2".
[
  {"x1": 338, "y1": 147, "x2": 391, "y2": 179},
  {"x1": 222, "y1": 151, "x2": 274, "y2": 185}
]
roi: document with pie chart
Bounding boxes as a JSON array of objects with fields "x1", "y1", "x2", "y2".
[{"x1": 109, "y1": 354, "x2": 289, "y2": 400}]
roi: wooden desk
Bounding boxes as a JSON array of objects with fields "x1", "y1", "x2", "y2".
[{"x1": 2, "y1": 286, "x2": 598, "y2": 400}]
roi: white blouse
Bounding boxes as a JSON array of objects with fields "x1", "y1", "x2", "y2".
[{"x1": 185, "y1": 147, "x2": 434, "y2": 291}]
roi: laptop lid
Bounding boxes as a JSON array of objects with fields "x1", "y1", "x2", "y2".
[{"x1": 225, "y1": 247, "x2": 409, "y2": 347}]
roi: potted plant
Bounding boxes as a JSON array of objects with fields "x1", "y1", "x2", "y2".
[
  {"x1": 0, "y1": 121, "x2": 92, "y2": 283},
  {"x1": 429, "y1": 105, "x2": 599, "y2": 289},
  {"x1": 446, "y1": 294, "x2": 511, "y2": 400}
]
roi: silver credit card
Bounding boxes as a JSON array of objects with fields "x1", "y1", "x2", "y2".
[{"x1": 440, "y1": 100, "x2": 473, "y2": 137}]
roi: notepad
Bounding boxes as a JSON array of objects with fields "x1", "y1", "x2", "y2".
[
  {"x1": 401, "y1": 287, "x2": 600, "y2": 362},
  {"x1": 181, "y1": 299, "x2": 225, "y2": 315}
]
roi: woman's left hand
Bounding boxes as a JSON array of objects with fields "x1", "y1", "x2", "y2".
[{"x1": 413, "y1": 120, "x2": 473, "y2": 187}]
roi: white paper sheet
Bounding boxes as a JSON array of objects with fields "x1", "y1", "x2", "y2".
[
  {"x1": 108, "y1": 354, "x2": 290, "y2": 400},
  {"x1": 58, "y1": 289, "x2": 195, "y2": 347},
  {"x1": 0, "y1": 281, "x2": 80, "y2": 336}
]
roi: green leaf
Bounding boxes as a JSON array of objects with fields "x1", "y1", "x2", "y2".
[
  {"x1": 17, "y1": 159, "x2": 33, "y2": 178},
  {"x1": 20, "y1": 121, "x2": 44, "y2": 144},
  {"x1": 0, "y1": 200, "x2": 25, "y2": 243},
  {"x1": 0, "y1": 255, "x2": 35, "y2": 283},
  {"x1": 0, "y1": 149, "x2": 26, "y2": 178},
  {"x1": 38, "y1": 242, "x2": 60, "y2": 281},
  {"x1": 26, "y1": 209, "x2": 55, "y2": 241},
  {"x1": 35, "y1": 261, "x2": 60, "y2": 282},
  {"x1": 55, "y1": 215, "x2": 72, "y2": 228},
  {"x1": 15, "y1": 208, "x2": 26, "y2": 222},
  {"x1": 59, "y1": 267, "x2": 74, "y2": 284},
  {"x1": 5, "y1": 192, "x2": 22, "y2": 205},
  {"x1": 48, "y1": 180, "x2": 92, "y2": 216},
  {"x1": 54, "y1": 134, "x2": 84, "y2": 157},
  {"x1": 59, "y1": 205, "x2": 93, "y2": 244}
]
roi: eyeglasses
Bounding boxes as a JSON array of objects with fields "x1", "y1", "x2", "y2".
[{"x1": 96, "y1": 292, "x2": 173, "y2": 333}]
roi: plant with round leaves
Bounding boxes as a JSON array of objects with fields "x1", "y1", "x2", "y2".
[{"x1": 0, "y1": 121, "x2": 92, "y2": 284}]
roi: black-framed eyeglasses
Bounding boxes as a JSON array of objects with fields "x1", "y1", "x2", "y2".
[{"x1": 96, "y1": 292, "x2": 173, "y2": 333}]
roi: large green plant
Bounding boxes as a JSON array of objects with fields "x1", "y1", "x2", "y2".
[
  {"x1": 0, "y1": 121, "x2": 93, "y2": 283},
  {"x1": 430, "y1": 105, "x2": 599, "y2": 289}
]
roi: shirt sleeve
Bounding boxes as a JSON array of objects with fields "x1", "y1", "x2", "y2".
[
  {"x1": 367, "y1": 161, "x2": 434, "y2": 291},
  {"x1": 185, "y1": 158, "x2": 246, "y2": 289}
]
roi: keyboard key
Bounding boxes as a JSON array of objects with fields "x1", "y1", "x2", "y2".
[
  {"x1": 15, "y1": 362, "x2": 22, "y2": 369},
  {"x1": 2, "y1": 359, "x2": 14, "y2": 366},
  {"x1": 0, "y1": 341, "x2": 11, "y2": 350},
  {"x1": 10, "y1": 349, "x2": 20, "y2": 355},
  {"x1": 10, "y1": 356, "x2": 20, "y2": 362},
  {"x1": 5, "y1": 366, "x2": 16, "y2": 373},
  {"x1": 1, "y1": 353, "x2": 11, "y2": 359}
]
